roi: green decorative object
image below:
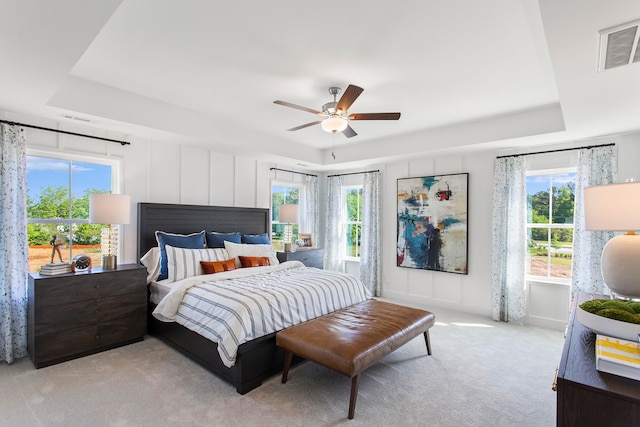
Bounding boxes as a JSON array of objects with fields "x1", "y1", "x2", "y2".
[{"x1": 579, "y1": 299, "x2": 640, "y2": 324}]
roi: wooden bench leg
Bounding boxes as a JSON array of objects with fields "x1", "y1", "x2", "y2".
[
  {"x1": 282, "y1": 351, "x2": 293, "y2": 383},
  {"x1": 348, "y1": 374, "x2": 360, "y2": 419},
  {"x1": 424, "y1": 330, "x2": 432, "y2": 355}
]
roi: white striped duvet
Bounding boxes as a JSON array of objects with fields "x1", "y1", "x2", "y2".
[{"x1": 152, "y1": 261, "x2": 371, "y2": 367}]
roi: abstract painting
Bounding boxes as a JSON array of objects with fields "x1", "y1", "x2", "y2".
[{"x1": 397, "y1": 173, "x2": 468, "y2": 274}]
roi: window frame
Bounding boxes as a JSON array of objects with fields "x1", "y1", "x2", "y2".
[
  {"x1": 26, "y1": 149, "x2": 122, "y2": 268},
  {"x1": 525, "y1": 167, "x2": 576, "y2": 285},
  {"x1": 343, "y1": 184, "x2": 363, "y2": 261},
  {"x1": 270, "y1": 180, "x2": 304, "y2": 250}
]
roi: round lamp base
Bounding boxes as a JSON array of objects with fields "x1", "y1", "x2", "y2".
[{"x1": 602, "y1": 234, "x2": 640, "y2": 299}]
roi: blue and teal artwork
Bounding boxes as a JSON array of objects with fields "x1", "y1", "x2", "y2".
[{"x1": 396, "y1": 173, "x2": 468, "y2": 274}]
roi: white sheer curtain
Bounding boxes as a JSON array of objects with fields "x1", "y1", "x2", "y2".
[
  {"x1": 0, "y1": 124, "x2": 29, "y2": 363},
  {"x1": 299, "y1": 175, "x2": 319, "y2": 249},
  {"x1": 324, "y1": 176, "x2": 345, "y2": 272},
  {"x1": 491, "y1": 156, "x2": 527, "y2": 324},
  {"x1": 571, "y1": 145, "x2": 617, "y2": 297},
  {"x1": 360, "y1": 171, "x2": 380, "y2": 296}
]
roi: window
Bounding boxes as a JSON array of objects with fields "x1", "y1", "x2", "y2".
[
  {"x1": 271, "y1": 182, "x2": 301, "y2": 251},
  {"x1": 526, "y1": 170, "x2": 576, "y2": 280},
  {"x1": 344, "y1": 185, "x2": 362, "y2": 259},
  {"x1": 26, "y1": 155, "x2": 113, "y2": 271}
]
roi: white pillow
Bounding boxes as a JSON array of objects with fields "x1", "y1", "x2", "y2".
[
  {"x1": 165, "y1": 245, "x2": 230, "y2": 282},
  {"x1": 140, "y1": 247, "x2": 161, "y2": 283},
  {"x1": 224, "y1": 241, "x2": 279, "y2": 268}
]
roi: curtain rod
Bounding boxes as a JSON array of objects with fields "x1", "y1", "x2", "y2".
[
  {"x1": 0, "y1": 119, "x2": 131, "y2": 146},
  {"x1": 327, "y1": 169, "x2": 380, "y2": 178},
  {"x1": 496, "y1": 142, "x2": 615, "y2": 159},
  {"x1": 269, "y1": 167, "x2": 317, "y2": 177}
]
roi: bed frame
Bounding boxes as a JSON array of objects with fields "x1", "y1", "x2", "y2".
[{"x1": 137, "y1": 202, "x2": 300, "y2": 394}]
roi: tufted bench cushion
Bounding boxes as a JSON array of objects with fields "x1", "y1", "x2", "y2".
[{"x1": 276, "y1": 299, "x2": 435, "y2": 419}]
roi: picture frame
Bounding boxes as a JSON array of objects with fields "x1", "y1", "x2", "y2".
[
  {"x1": 299, "y1": 233, "x2": 314, "y2": 248},
  {"x1": 396, "y1": 172, "x2": 468, "y2": 274}
]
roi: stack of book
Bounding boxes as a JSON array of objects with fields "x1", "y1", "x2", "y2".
[
  {"x1": 596, "y1": 334, "x2": 640, "y2": 381},
  {"x1": 39, "y1": 262, "x2": 72, "y2": 276}
]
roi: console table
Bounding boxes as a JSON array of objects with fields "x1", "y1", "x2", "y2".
[{"x1": 556, "y1": 292, "x2": 640, "y2": 426}]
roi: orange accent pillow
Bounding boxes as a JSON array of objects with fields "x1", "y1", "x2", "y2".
[
  {"x1": 200, "y1": 259, "x2": 237, "y2": 274},
  {"x1": 239, "y1": 256, "x2": 271, "y2": 268}
]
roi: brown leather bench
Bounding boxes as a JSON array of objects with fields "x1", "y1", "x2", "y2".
[{"x1": 276, "y1": 299, "x2": 435, "y2": 419}]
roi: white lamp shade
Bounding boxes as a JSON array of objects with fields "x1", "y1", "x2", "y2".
[
  {"x1": 321, "y1": 116, "x2": 348, "y2": 133},
  {"x1": 279, "y1": 204, "x2": 299, "y2": 224},
  {"x1": 89, "y1": 193, "x2": 131, "y2": 224},
  {"x1": 584, "y1": 182, "x2": 640, "y2": 231}
]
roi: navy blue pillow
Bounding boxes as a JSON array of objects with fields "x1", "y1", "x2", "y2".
[
  {"x1": 241, "y1": 233, "x2": 270, "y2": 244},
  {"x1": 155, "y1": 231, "x2": 205, "y2": 280},
  {"x1": 205, "y1": 231, "x2": 241, "y2": 248}
]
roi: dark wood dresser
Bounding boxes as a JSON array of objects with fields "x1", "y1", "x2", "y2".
[
  {"x1": 556, "y1": 292, "x2": 640, "y2": 426},
  {"x1": 28, "y1": 263, "x2": 147, "y2": 368},
  {"x1": 277, "y1": 248, "x2": 324, "y2": 269}
]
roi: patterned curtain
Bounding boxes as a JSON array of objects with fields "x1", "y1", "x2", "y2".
[
  {"x1": 571, "y1": 145, "x2": 617, "y2": 298},
  {"x1": 300, "y1": 175, "x2": 319, "y2": 250},
  {"x1": 0, "y1": 124, "x2": 29, "y2": 363},
  {"x1": 360, "y1": 171, "x2": 381, "y2": 296},
  {"x1": 491, "y1": 156, "x2": 527, "y2": 324},
  {"x1": 324, "y1": 176, "x2": 345, "y2": 272}
]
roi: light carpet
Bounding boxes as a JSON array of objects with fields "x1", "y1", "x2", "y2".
[{"x1": 0, "y1": 304, "x2": 564, "y2": 427}]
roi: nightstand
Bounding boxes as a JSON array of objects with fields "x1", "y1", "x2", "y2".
[
  {"x1": 27, "y1": 263, "x2": 147, "y2": 368},
  {"x1": 277, "y1": 248, "x2": 324, "y2": 269}
]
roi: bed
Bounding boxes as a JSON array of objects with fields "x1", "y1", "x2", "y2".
[{"x1": 137, "y1": 202, "x2": 369, "y2": 394}]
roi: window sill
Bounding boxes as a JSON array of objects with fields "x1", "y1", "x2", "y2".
[
  {"x1": 344, "y1": 256, "x2": 360, "y2": 263},
  {"x1": 525, "y1": 275, "x2": 571, "y2": 286}
]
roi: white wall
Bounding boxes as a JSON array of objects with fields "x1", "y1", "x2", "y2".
[
  {"x1": 15, "y1": 109, "x2": 640, "y2": 329},
  {"x1": 381, "y1": 151, "x2": 495, "y2": 316},
  {"x1": 379, "y1": 134, "x2": 640, "y2": 329}
]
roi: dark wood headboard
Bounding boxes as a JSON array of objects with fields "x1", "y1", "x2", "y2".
[{"x1": 137, "y1": 203, "x2": 270, "y2": 261}]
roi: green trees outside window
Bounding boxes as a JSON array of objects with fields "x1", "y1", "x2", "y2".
[
  {"x1": 26, "y1": 156, "x2": 112, "y2": 271},
  {"x1": 345, "y1": 186, "x2": 362, "y2": 258},
  {"x1": 526, "y1": 172, "x2": 576, "y2": 279}
]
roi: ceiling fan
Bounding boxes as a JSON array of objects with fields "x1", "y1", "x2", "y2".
[{"x1": 274, "y1": 84, "x2": 401, "y2": 138}]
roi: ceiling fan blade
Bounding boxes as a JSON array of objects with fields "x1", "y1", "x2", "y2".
[
  {"x1": 348, "y1": 112, "x2": 401, "y2": 120},
  {"x1": 335, "y1": 84, "x2": 364, "y2": 113},
  {"x1": 274, "y1": 100, "x2": 324, "y2": 115},
  {"x1": 286, "y1": 121, "x2": 322, "y2": 131},
  {"x1": 342, "y1": 125, "x2": 358, "y2": 138}
]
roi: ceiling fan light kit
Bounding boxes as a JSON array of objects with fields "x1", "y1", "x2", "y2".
[
  {"x1": 321, "y1": 115, "x2": 348, "y2": 133},
  {"x1": 274, "y1": 84, "x2": 401, "y2": 138}
]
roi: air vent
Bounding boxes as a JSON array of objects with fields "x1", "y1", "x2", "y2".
[
  {"x1": 599, "y1": 19, "x2": 640, "y2": 71},
  {"x1": 59, "y1": 113, "x2": 94, "y2": 123}
]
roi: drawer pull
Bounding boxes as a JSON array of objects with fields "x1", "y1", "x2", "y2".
[
  {"x1": 552, "y1": 366, "x2": 558, "y2": 392},
  {"x1": 95, "y1": 334, "x2": 100, "y2": 339},
  {"x1": 95, "y1": 285, "x2": 100, "y2": 289}
]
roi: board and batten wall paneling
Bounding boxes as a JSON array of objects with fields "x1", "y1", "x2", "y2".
[
  {"x1": 180, "y1": 146, "x2": 210, "y2": 205},
  {"x1": 459, "y1": 151, "x2": 494, "y2": 309},
  {"x1": 256, "y1": 161, "x2": 272, "y2": 209},
  {"x1": 210, "y1": 152, "x2": 235, "y2": 206},
  {"x1": 234, "y1": 157, "x2": 258, "y2": 208},
  {"x1": 149, "y1": 141, "x2": 181, "y2": 203},
  {"x1": 382, "y1": 161, "x2": 409, "y2": 296},
  {"x1": 382, "y1": 152, "x2": 493, "y2": 317}
]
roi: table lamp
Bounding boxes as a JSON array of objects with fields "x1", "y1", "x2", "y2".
[
  {"x1": 279, "y1": 204, "x2": 299, "y2": 252},
  {"x1": 89, "y1": 193, "x2": 131, "y2": 269},
  {"x1": 584, "y1": 181, "x2": 640, "y2": 298}
]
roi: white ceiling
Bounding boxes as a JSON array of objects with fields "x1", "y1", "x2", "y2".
[{"x1": 1, "y1": 0, "x2": 639, "y2": 170}]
